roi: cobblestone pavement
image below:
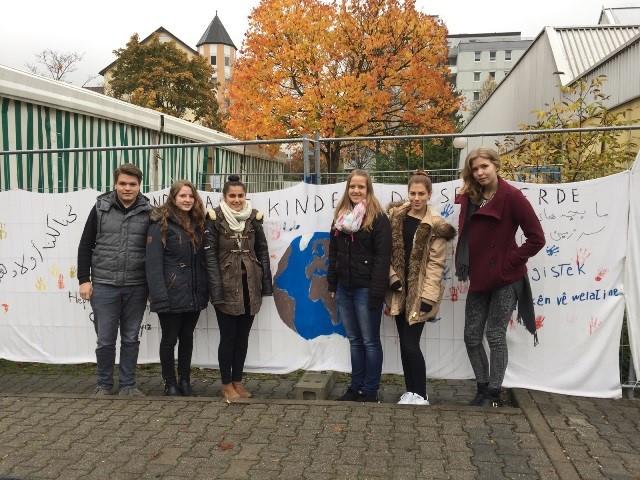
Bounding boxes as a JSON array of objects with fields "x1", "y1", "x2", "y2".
[
  {"x1": 525, "y1": 390, "x2": 640, "y2": 480},
  {"x1": 0, "y1": 368, "x2": 493, "y2": 406},
  {"x1": 0, "y1": 366, "x2": 638, "y2": 480}
]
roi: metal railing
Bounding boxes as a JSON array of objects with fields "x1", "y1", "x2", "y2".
[{"x1": 2, "y1": 126, "x2": 639, "y2": 397}]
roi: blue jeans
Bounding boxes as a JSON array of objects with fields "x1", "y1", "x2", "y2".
[
  {"x1": 336, "y1": 285, "x2": 383, "y2": 395},
  {"x1": 91, "y1": 283, "x2": 147, "y2": 390}
]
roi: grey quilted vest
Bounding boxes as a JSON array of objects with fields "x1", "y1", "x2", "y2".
[{"x1": 91, "y1": 191, "x2": 151, "y2": 286}]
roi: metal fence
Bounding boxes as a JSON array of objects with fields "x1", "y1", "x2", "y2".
[{"x1": 2, "y1": 126, "x2": 639, "y2": 396}]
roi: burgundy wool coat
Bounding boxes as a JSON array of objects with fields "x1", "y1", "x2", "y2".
[{"x1": 455, "y1": 177, "x2": 545, "y2": 293}]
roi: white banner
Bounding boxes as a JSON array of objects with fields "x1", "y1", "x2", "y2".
[
  {"x1": 0, "y1": 173, "x2": 631, "y2": 398},
  {"x1": 625, "y1": 152, "x2": 640, "y2": 380}
]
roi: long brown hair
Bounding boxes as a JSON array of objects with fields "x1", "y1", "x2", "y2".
[
  {"x1": 460, "y1": 147, "x2": 501, "y2": 204},
  {"x1": 333, "y1": 169, "x2": 383, "y2": 231},
  {"x1": 159, "y1": 180, "x2": 206, "y2": 247}
]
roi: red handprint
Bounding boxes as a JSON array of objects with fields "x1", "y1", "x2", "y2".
[
  {"x1": 57, "y1": 273, "x2": 65, "y2": 290},
  {"x1": 1, "y1": 304, "x2": 8, "y2": 313},
  {"x1": 535, "y1": 315, "x2": 545, "y2": 330},
  {"x1": 576, "y1": 248, "x2": 591, "y2": 265},
  {"x1": 450, "y1": 286, "x2": 459, "y2": 302},
  {"x1": 594, "y1": 268, "x2": 608, "y2": 282},
  {"x1": 588, "y1": 317, "x2": 601, "y2": 335}
]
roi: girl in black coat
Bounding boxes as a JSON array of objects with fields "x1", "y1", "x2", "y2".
[
  {"x1": 328, "y1": 169, "x2": 392, "y2": 402},
  {"x1": 146, "y1": 180, "x2": 209, "y2": 396}
]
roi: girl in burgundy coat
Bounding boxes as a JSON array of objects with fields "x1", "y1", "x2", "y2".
[{"x1": 455, "y1": 148, "x2": 544, "y2": 407}]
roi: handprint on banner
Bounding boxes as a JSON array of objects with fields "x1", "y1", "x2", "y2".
[
  {"x1": 576, "y1": 248, "x2": 591, "y2": 265},
  {"x1": 0, "y1": 223, "x2": 7, "y2": 240},
  {"x1": 450, "y1": 286, "x2": 459, "y2": 302},
  {"x1": 35, "y1": 277, "x2": 47, "y2": 291},
  {"x1": 594, "y1": 268, "x2": 608, "y2": 282},
  {"x1": 535, "y1": 315, "x2": 545, "y2": 330},
  {"x1": 265, "y1": 221, "x2": 281, "y2": 241},
  {"x1": 546, "y1": 245, "x2": 559, "y2": 256},
  {"x1": 57, "y1": 274, "x2": 65, "y2": 290},
  {"x1": 69, "y1": 266, "x2": 77, "y2": 279},
  {"x1": 1, "y1": 304, "x2": 8, "y2": 313},
  {"x1": 457, "y1": 281, "x2": 469, "y2": 295},
  {"x1": 588, "y1": 316, "x2": 602, "y2": 335},
  {"x1": 49, "y1": 264, "x2": 60, "y2": 278},
  {"x1": 440, "y1": 204, "x2": 454, "y2": 219}
]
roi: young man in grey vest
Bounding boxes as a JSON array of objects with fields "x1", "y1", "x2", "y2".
[{"x1": 77, "y1": 164, "x2": 151, "y2": 396}]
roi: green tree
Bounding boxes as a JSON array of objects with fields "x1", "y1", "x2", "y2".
[
  {"x1": 108, "y1": 34, "x2": 222, "y2": 129},
  {"x1": 496, "y1": 76, "x2": 636, "y2": 182}
]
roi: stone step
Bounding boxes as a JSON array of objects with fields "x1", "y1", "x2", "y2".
[{"x1": 294, "y1": 371, "x2": 337, "y2": 400}]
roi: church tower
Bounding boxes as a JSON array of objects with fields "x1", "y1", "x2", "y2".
[{"x1": 197, "y1": 13, "x2": 237, "y2": 112}]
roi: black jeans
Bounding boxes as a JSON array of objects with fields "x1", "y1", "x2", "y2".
[
  {"x1": 395, "y1": 312, "x2": 426, "y2": 398},
  {"x1": 158, "y1": 311, "x2": 201, "y2": 384}
]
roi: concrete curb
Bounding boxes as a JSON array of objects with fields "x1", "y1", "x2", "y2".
[
  {"x1": 0, "y1": 391, "x2": 523, "y2": 413},
  {"x1": 512, "y1": 388, "x2": 581, "y2": 480}
]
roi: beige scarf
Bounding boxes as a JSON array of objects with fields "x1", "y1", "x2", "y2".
[{"x1": 220, "y1": 199, "x2": 252, "y2": 232}]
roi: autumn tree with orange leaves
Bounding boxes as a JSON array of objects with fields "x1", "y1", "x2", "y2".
[{"x1": 227, "y1": 0, "x2": 460, "y2": 172}]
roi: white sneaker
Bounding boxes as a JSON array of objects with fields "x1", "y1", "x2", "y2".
[
  {"x1": 412, "y1": 393, "x2": 430, "y2": 405},
  {"x1": 397, "y1": 392, "x2": 414, "y2": 404}
]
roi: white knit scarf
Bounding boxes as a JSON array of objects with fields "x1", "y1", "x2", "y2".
[{"x1": 220, "y1": 199, "x2": 252, "y2": 232}]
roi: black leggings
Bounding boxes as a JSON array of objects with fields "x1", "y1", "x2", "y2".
[
  {"x1": 216, "y1": 309, "x2": 254, "y2": 384},
  {"x1": 395, "y1": 312, "x2": 426, "y2": 398},
  {"x1": 158, "y1": 311, "x2": 201, "y2": 383},
  {"x1": 216, "y1": 274, "x2": 255, "y2": 384}
]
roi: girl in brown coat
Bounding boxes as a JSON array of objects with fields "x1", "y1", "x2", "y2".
[
  {"x1": 386, "y1": 172, "x2": 455, "y2": 405},
  {"x1": 204, "y1": 175, "x2": 273, "y2": 402}
]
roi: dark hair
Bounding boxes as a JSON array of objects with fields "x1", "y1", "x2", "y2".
[
  {"x1": 222, "y1": 174, "x2": 246, "y2": 195},
  {"x1": 158, "y1": 180, "x2": 206, "y2": 248},
  {"x1": 113, "y1": 163, "x2": 143, "y2": 184},
  {"x1": 408, "y1": 170, "x2": 432, "y2": 193}
]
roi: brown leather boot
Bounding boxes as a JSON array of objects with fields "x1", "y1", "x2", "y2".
[
  {"x1": 221, "y1": 383, "x2": 241, "y2": 402},
  {"x1": 232, "y1": 381, "x2": 252, "y2": 398}
]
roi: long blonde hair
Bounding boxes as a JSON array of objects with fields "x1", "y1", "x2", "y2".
[
  {"x1": 460, "y1": 147, "x2": 501, "y2": 204},
  {"x1": 333, "y1": 169, "x2": 383, "y2": 231}
]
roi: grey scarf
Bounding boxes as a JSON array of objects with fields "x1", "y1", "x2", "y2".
[{"x1": 455, "y1": 200, "x2": 478, "y2": 281}]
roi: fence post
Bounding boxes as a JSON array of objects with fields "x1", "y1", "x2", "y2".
[
  {"x1": 303, "y1": 134, "x2": 311, "y2": 183},
  {"x1": 314, "y1": 132, "x2": 321, "y2": 185}
]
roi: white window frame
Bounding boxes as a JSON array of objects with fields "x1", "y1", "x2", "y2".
[
  {"x1": 474, "y1": 51, "x2": 481, "y2": 62},
  {"x1": 489, "y1": 51, "x2": 496, "y2": 62}
]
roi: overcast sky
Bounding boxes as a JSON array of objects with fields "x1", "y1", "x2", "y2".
[{"x1": 1, "y1": 0, "x2": 637, "y2": 85}]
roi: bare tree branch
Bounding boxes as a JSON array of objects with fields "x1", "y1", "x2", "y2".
[{"x1": 26, "y1": 49, "x2": 84, "y2": 82}]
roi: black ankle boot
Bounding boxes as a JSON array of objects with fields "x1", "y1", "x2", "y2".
[
  {"x1": 337, "y1": 388, "x2": 360, "y2": 401},
  {"x1": 469, "y1": 382, "x2": 488, "y2": 406},
  {"x1": 164, "y1": 382, "x2": 180, "y2": 396},
  {"x1": 179, "y1": 377, "x2": 193, "y2": 396},
  {"x1": 479, "y1": 388, "x2": 502, "y2": 408}
]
